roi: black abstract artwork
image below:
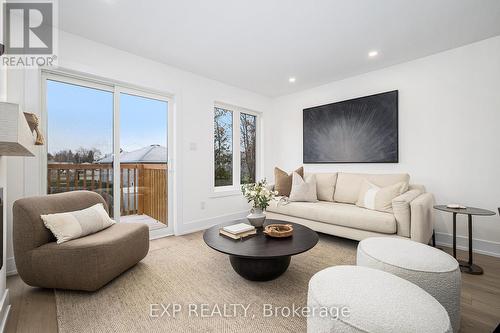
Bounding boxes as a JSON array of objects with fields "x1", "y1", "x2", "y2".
[{"x1": 303, "y1": 90, "x2": 398, "y2": 163}]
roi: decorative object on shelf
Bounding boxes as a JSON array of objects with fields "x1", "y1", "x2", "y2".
[
  {"x1": 263, "y1": 223, "x2": 294, "y2": 238},
  {"x1": 23, "y1": 112, "x2": 45, "y2": 145},
  {"x1": 241, "y1": 179, "x2": 278, "y2": 227},
  {"x1": 0, "y1": 102, "x2": 36, "y2": 156},
  {"x1": 303, "y1": 90, "x2": 398, "y2": 163}
]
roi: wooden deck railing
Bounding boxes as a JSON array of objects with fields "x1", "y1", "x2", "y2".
[{"x1": 47, "y1": 163, "x2": 167, "y2": 224}]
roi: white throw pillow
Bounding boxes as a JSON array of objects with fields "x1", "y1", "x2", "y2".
[
  {"x1": 356, "y1": 180, "x2": 407, "y2": 213},
  {"x1": 41, "y1": 203, "x2": 115, "y2": 244},
  {"x1": 289, "y1": 172, "x2": 318, "y2": 202}
]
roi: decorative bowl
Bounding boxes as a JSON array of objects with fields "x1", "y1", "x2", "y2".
[{"x1": 263, "y1": 224, "x2": 294, "y2": 238}]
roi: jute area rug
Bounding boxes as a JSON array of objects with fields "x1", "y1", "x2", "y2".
[{"x1": 55, "y1": 232, "x2": 357, "y2": 332}]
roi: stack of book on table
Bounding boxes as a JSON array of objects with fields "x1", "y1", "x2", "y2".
[{"x1": 219, "y1": 223, "x2": 256, "y2": 239}]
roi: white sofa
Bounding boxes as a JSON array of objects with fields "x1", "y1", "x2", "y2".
[{"x1": 266, "y1": 172, "x2": 435, "y2": 244}]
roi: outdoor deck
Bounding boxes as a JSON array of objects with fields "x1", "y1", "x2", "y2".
[
  {"x1": 47, "y1": 163, "x2": 168, "y2": 227},
  {"x1": 120, "y1": 214, "x2": 166, "y2": 230}
]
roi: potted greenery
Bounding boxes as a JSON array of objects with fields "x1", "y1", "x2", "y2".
[{"x1": 241, "y1": 179, "x2": 277, "y2": 227}]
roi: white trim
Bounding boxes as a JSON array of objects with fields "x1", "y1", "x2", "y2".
[
  {"x1": 149, "y1": 230, "x2": 173, "y2": 240},
  {"x1": 214, "y1": 101, "x2": 257, "y2": 115},
  {"x1": 6, "y1": 258, "x2": 16, "y2": 276},
  {"x1": 209, "y1": 189, "x2": 241, "y2": 198},
  {"x1": 119, "y1": 86, "x2": 171, "y2": 103},
  {"x1": 0, "y1": 289, "x2": 10, "y2": 333},
  {"x1": 41, "y1": 68, "x2": 174, "y2": 99},
  {"x1": 115, "y1": 87, "x2": 174, "y2": 236},
  {"x1": 112, "y1": 85, "x2": 121, "y2": 221},
  {"x1": 234, "y1": 105, "x2": 241, "y2": 187},
  {"x1": 42, "y1": 71, "x2": 114, "y2": 92},
  {"x1": 40, "y1": 71, "x2": 48, "y2": 195},
  {"x1": 40, "y1": 69, "x2": 176, "y2": 238},
  {"x1": 176, "y1": 210, "x2": 250, "y2": 235},
  {"x1": 0, "y1": 0, "x2": 5, "y2": 102},
  {"x1": 171, "y1": 93, "x2": 182, "y2": 236},
  {"x1": 212, "y1": 102, "x2": 262, "y2": 193},
  {"x1": 435, "y1": 232, "x2": 500, "y2": 258}
]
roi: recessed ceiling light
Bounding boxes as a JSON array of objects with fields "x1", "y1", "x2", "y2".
[
  {"x1": 368, "y1": 50, "x2": 379, "y2": 57},
  {"x1": 288, "y1": 77, "x2": 296, "y2": 83}
]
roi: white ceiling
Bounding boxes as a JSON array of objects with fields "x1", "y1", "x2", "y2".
[{"x1": 59, "y1": 0, "x2": 500, "y2": 97}]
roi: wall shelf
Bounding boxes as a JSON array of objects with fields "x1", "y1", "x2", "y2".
[{"x1": 0, "y1": 102, "x2": 36, "y2": 156}]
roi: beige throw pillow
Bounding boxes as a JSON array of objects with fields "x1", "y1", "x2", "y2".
[
  {"x1": 274, "y1": 166, "x2": 304, "y2": 196},
  {"x1": 289, "y1": 172, "x2": 318, "y2": 202},
  {"x1": 356, "y1": 180, "x2": 407, "y2": 213},
  {"x1": 41, "y1": 203, "x2": 115, "y2": 244},
  {"x1": 314, "y1": 173, "x2": 338, "y2": 202}
]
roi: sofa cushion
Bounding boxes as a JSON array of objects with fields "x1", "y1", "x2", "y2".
[
  {"x1": 356, "y1": 180, "x2": 407, "y2": 213},
  {"x1": 289, "y1": 173, "x2": 318, "y2": 202},
  {"x1": 334, "y1": 173, "x2": 410, "y2": 204},
  {"x1": 267, "y1": 200, "x2": 396, "y2": 234},
  {"x1": 311, "y1": 172, "x2": 337, "y2": 202},
  {"x1": 274, "y1": 166, "x2": 304, "y2": 196}
]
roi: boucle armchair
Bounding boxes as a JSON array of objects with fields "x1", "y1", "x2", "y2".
[{"x1": 13, "y1": 190, "x2": 149, "y2": 291}]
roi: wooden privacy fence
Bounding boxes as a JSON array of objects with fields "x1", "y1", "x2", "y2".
[{"x1": 47, "y1": 163, "x2": 168, "y2": 224}]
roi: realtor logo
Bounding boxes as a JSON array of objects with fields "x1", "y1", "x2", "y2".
[
  {"x1": 1, "y1": 1, "x2": 57, "y2": 67},
  {"x1": 4, "y1": 2, "x2": 53, "y2": 54}
]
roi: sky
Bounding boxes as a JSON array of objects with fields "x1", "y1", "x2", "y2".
[{"x1": 47, "y1": 80, "x2": 168, "y2": 158}]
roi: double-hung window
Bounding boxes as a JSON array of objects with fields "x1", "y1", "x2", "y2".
[{"x1": 214, "y1": 103, "x2": 259, "y2": 191}]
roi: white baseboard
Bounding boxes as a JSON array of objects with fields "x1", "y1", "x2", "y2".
[
  {"x1": 6, "y1": 258, "x2": 16, "y2": 277},
  {"x1": 435, "y1": 232, "x2": 500, "y2": 258},
  {"x1": 0, "y1": 289, "x2": 11, "y2": 333},
  {"x1": 176, "y1": 210, "x2": 249, "y2": 236}
]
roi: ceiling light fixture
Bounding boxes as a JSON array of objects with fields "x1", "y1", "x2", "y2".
[
  {"x1": 288, "y1": 77, "x2": 296, "y2": 83},
  {"x1": 368, "y1": 50, "x2": 379, "y2": 57}
]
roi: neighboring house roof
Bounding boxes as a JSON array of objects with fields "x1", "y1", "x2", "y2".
[{"x1": 98, "y1": 145, "x2": 167, "y2": 164}]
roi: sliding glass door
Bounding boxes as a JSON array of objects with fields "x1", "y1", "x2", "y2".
[
  {"x1": 119, "y1": 92, "x2": 168, "y2": 231},
  {"x1": 44, "y1": 74, "x2": 172, "y2": 235},
  {"x1": 46, "y1": 79, "x2": 115, "y2": 214}
]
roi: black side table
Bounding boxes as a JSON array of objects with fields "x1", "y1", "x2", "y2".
[{"x1": 434, "y1": 205, "x2": 496, "y2": 275}]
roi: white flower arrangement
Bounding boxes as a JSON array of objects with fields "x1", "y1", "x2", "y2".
[{"x1": 241, "y1": 179, "x2": 278, "y2": 210}]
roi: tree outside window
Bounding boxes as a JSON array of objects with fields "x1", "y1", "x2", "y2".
[
  {"x1": 214, "y1": 107, "x2": 233, "y2": 186},
  {"x1": 240, "y1": 113, "x2": 256, "y2": 184}
]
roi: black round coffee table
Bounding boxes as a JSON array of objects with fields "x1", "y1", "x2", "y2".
[
  {"x1": 203, "y1": 219, "x2": 319, "y2": 281},
  {"x1": 434, "y1": 205, "x2": 496, "y2": 275}
]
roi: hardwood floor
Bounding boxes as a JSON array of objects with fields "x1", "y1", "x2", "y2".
[
  {"x1": 5, "y1": 275, "x2": 57, "y2": 333},
  {"x1": 5, "y1": 236, "x2": 500, "y2": 333}
]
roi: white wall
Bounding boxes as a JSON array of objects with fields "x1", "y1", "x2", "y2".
[
  {"x1": 0, "y1": 158, "x2": 9, "y2": 330},
  {"x1": 265, "y1": 36, "x2": 500, "y2": 256},
  {"x1": 0, "y1": 0, "x2": 11, "y2": 315},
  {"x1": 4, "y1": 31, "x2": 271, "y2": 274},
  {"x1": 4, "y1": 29, "x2": 500, "y2": 275}
]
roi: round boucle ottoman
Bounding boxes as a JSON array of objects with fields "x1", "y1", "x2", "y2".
[
  {"x1": 307, "y1": 265, "x2": 452, "y2": 333},
  {"x1": 357, "y1": 237, "x2": 461, "y2": 333}
]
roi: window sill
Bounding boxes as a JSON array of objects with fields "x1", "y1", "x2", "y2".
[{"x1": 210, "y1": 188, "x2": 242, "y2": 198}]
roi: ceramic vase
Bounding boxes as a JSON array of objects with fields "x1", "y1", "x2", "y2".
[{"x1": 247, "y1": 207, "x2": 266, "y2": 228}]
